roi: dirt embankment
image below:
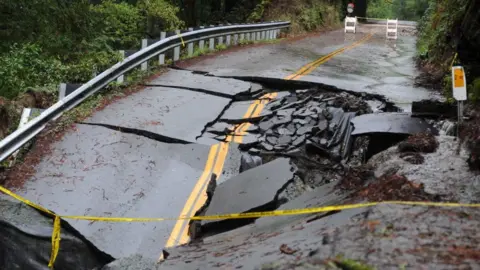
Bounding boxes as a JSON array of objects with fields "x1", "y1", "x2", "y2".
[{"x1": 0, "y1": 90, "x2": 56, "y2": 140}]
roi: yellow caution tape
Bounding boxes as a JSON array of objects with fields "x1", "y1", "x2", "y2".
[
  {"x1": 451, "y1": 52, "x2": 458, "y2": 69},
  {"x1": 0, "y1": 186, "x2": 54, "y2": 215},
  {"x1": 48, "y1": 216, "x2": 61, "y2": 268},
  {"x1": 177, "y1": 33, "x2": 185, "y2": 47},
  {"x1": 2, "y1": 183, "x2": 480, "y2": 269}
]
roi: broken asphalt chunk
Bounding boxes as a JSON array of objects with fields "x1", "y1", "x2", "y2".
[
  {"x1": 277, "y1": 127, "x2": 294, "y2": 136},
  {"x1": 351, "y1": 113, "x2": 438, "y2": 136},
  {"x1": 296, "y1": 126, "x2": 313, "y2": 136},
  {"x1": 293, "y1": 118, "x2": 308, "y2": 125},
  {"x1": 292, "y1": 135, "x2": 307, "y2": 147},
  {"x1": 266, "y1": 135, "x2": 279, "y2": 145},
  {"x1": 277, "y1": 135, "x2": 292, "y2": 145},
  {"x1": 196, "y1": 158, "x2": 295, "y2": 237},
  {"x1": 276, "y1": 108, "x2": 296, "y2": 117},
  {"x1": 259, "y1": 120, "x2": 276, "y2": 131},
  {"x1": 261, "y1": 142, "x2": 274, "y2": 151}
]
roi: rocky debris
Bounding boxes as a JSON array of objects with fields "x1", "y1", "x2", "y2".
[
  {"x1": 459, "y1": 107, "x2": 480, "y2": 170},
  {"x1": 251, "y1": 92, "x2": 364, "y2": 157},
  {"x1": 436, "y1": 119, "x2": 456, "y2": 136},
  {"x1": 400, "y1": 27, "x2": 418, "y2": 36},
  {"x1": 399, "y1": 152, "x2": 425, "y2": 164},
  {"x1": 205, "y1": 87, "x2": 387, "y2": 159},
  {"x1": 192, "y1": 158, "x2": 295, "y2": 239},
  {"x1": 356, "y1": 174, "x2": 439, "y2": 202},
  {"x1": 398, "y1": 132, "x2": 439, "y2": 153},
  {"x1": 158, "y1": 193, "x2": 480, "y2": 270},
  {"x1": 336, "y1": 165, "x2": 375, "y2": 191},
  {"x1": 369, "y1": 136, "x2": 480, "y2": 203}
]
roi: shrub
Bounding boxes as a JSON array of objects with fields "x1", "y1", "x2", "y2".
[{"x1": 0, "y1": 44, "x2": 65, "y2": 99}]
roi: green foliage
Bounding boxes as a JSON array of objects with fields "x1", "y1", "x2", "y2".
[
  {"x1": 190, "y1": 46, "x2": 211, "y2": 58},
  {"x1": 367, "y1": 0, "x2": 394, "y2": 19},
  {"x1": 215, "y1": 43, "x2": 228, "y2": 51},
  {"x1": 417, "y1": 0, "x2": 469, "y2": 69},
  {"x1": 247, "y1": 0, "x2": 272, "y2": 22},
  {"x1": 64, "y1": 51, "x2": 122, "y2": 83},
  {"x1": 468, "y1": 77, "x2": 480, "y2": 102},
  {"x1": 299, "y1": 5, "x2": 324, "y2": 31},
  {"x1": 239, "y1": 39, "x2": 255, "y2": 45},
  {"x1": 0, "y1": 44, "x2": 64, "y2": 98},
  {"x1": 367, "y1": 0, "x2": 430, "y2": 21},
  {"x1": 0, "y1": 0, "x2": 185, "y2": 100},
  {"x1": 137, "y1": 0, "x2": 185, "y2": 33},
  {"x1": 299, "y1": 3, "x2": 339, "y2": 32},
  {"x1": 92, "y1": 1, "x2": 144, "y2": 49},
  {"x1": 328, "y1": 256, "x2": 375, "y2": 270},
  {"x1": 442, "y1": 74, "x2": 453, "y2": 98}
]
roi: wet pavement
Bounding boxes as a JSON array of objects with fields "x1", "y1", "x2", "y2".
[
  {"x1": 15, "y1": 71, "x2": 254, "y2": 259},
  {"x1": 185, "y1": 24, "x2": 439, "y2": 111},
  {"x1": 11, "y1": 22, "x2": 452, "y2": 267}
]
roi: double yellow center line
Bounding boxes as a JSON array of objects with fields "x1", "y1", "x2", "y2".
[
  {"x1": 285, "y1": 33, "x2": 373, "y2": 81},
  {"x1": 161, "y1": 32, "x2": 373, "y2": 255}
]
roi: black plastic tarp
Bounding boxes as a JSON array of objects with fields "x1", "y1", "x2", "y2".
[
  {"x1": 308, "y1": 107, "x2": 356, "y2": 161},
  {"x1": 0, "y1": 197, "x2": 114, "y2": 270}
]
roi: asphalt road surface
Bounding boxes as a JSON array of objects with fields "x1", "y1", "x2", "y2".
[{"x1": 15, "y1": 24, "x2": 434, "y2": 260}]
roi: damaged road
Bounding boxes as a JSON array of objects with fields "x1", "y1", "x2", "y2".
[{"x1": 6, "y1": 22, "x2": 478, "y2": 270}]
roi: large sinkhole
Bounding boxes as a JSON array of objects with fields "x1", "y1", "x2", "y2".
[{"x1": 188, "y1": 78, "x2": 444, "y2": 240}]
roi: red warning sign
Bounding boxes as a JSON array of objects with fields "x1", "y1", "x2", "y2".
[{"x1": 347, "y1": 3, "x2": 354, "y2": 13}]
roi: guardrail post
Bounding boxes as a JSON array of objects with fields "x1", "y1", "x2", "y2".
[
  {"x1": 233, "y1": 33, "x2": 239, "y2": 45},
  {"x1": 256, "y1": 31, "x2": 261, "y2": 41},
  {"x1": 117, "y1": 50, "x2": 125, "y2": 84},
  {"x1": 240, "y1": 33, "x2": 245, "y2": 43},
  {"x1": 58, "y1": 83, "x2": 67, "y2": 100},
  {"x1": 209, "y1": 25, "x2": 215, "y2": 51},
  {"x1": 226, "y1": 33, "x2": 231, "y2": 46},
  {"x1": 188, "y1": 28, "x2": 194, "y2": 57},
  {"x1": 174, "y1": 30, "x2": 181, "y2": 61},
  {"x1": 199, "y1": 26, "x2": 205, "y2": 50},
  {"x1": 218, "y1": 25, "x2": 224, "y2": 45},
  {"x1": 245, "y1": 32, "x2": 250, "y2": 41},
  {"x1": 159, "y1": 32, "x2": 166, "y2": 65},
  {"x1": 141, "y1": 39, "x2": 148, "y2": 71},
  {"x1": 261, "y1": 30, "x2": 266, "y2": 40}
]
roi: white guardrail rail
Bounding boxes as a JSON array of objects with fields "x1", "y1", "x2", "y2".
[{"x1": 0, "y1": 21, "x2": 291, "y2": 162}]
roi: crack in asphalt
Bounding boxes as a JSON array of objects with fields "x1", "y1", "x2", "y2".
[
  {"x1": 142, "y1": 84, "x2": 235, "y2": 99},
  {"x1": 193, "y1": 86, "x2": 270, "y2": 141},
  {"x1": 78, "y1": 122, "x2": 192, "y2": 144}
]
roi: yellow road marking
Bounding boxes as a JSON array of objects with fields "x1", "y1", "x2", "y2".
[
  {"x1": 163, "y1": 144, "x2": 219, "y2": 247},
  {"x1": 161, "y1": 32, "x2": 373, "y2": 256},
  {"x1": 289, "y1": 34, "x2": 373, "y2": 81}
]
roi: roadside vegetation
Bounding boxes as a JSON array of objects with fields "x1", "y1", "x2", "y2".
[
  {"x1": 0, "y1": 0, "x2": 346, "y2": 103},
  {"x1": 0, "y1": 0, "x2": 348, "y2": 172},
  {"x1": 415, "y1": 0, "x2": 480, "y2": 101},
  {"x1": 367, "y1": 0, "x2": 430, "y2": 21}
]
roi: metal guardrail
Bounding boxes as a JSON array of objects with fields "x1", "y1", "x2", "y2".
[{"x1": 0, "y1": 21, "x2": 290, "y2": 162}]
